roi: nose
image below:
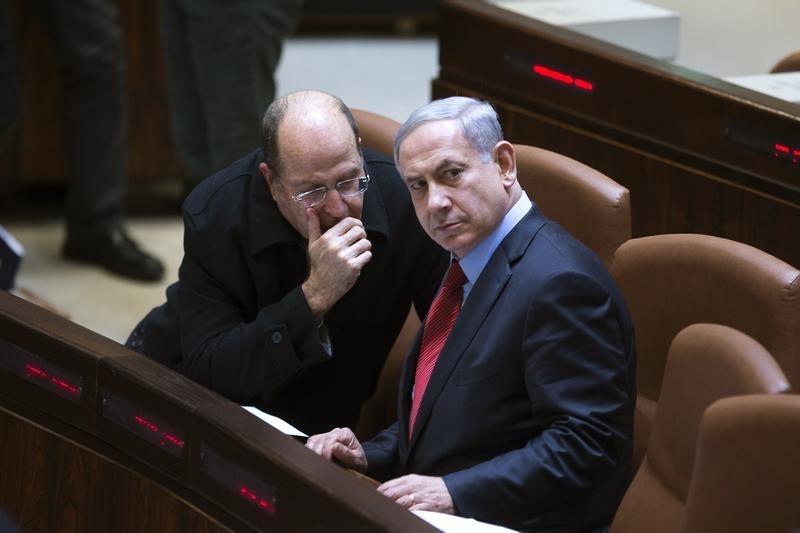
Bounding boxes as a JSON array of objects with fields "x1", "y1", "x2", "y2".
[
  {"x1": 320, "y1": 188, "x2": 349, "y2": 218},
  {"x1": 426, "y1": 183, "x2": 452, "y2": 212}
]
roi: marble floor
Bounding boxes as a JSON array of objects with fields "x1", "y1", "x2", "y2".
[{"x1": 2, "y1": 35, "x2": 437, "y2": 343}]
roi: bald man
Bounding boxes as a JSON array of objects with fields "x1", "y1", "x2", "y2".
[{"x1": 126, "y1": 91, "x2": 448, "y2": 434}]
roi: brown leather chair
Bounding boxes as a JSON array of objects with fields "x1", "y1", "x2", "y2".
[
  {"x1": 610, "y1": 233, "x2": 800, "y2": 471},
  {"x1": 771, "y1": 51, "x2": 800, "y2": 73},
  {"x1": 610, "y1": 324, "x2": 790, "y2": 533},
  {"x1": 351, "y1": 108, "x2": 400, "y2": 158},
  {"x1": 350, "y1": 109, "x2": 417, "y2": 439},
  {"x1": 352, "y1": 108, "x2": 632, "y2": 438},
  {"x1": 514, "y1": 144, "x2": 631, "y2": 267},
  {"x1": 683, "y1": 394, "x2": 800, "y2": 533}
]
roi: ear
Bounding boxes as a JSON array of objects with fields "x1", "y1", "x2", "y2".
[
  {"x1": 494, "y1": 141, "x2": 517, "y2": 188},
  {"x1": 259, "y1": 162, "x2": 279, "y2": 200}
]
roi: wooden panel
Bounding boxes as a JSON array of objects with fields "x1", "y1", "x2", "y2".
[
  {"x1": 0, "y1": 288, "x2": 440, "y2": 532},
  {"x1": 192, "y1": 402, "x2": 438, "y2": 532},
  {"x1": 6, "y1": 0, "x2": 185, "y2": 183},
  {"x1": 434, "y1": 0, "x2": 800, "y2": 268},
  {"x1": 0, "y1": 407, "x2": 231, "y2": 533}
]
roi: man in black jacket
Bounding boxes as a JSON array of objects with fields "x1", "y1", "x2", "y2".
[{"x1": 126, "y1": 91, "x2": 448, "y2": 434}]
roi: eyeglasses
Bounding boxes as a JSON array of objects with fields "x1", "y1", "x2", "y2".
[{"x1": 287, "y1": 174, "x2": 370, "y2": 208}]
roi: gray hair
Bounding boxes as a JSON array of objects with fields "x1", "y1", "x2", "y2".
[
  {"x1": 261, "y1": 91, "x2": 359, "y2": 174},
  {"x1": 393, "y1": 96, "x2": 503, "y2": 165}
]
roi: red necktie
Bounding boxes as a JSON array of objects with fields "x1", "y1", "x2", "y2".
[{"x1": 408, "y1": 260, "x2": 467, "y2": 436}]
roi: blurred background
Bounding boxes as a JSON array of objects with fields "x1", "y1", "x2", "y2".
[{"x1": 0, "y1": 0, "x2": 797, "y2": 343}]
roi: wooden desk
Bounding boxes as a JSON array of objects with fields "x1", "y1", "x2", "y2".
[
  {"x1": 434, "y1": 0, "x2": 800, "y2": 268},
  {"x1": 0, "y1": 291, "x2": 437, "y2": 532}
]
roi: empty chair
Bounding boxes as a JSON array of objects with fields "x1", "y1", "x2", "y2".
[
  {"x1": 610, "y1": 233, "x2": 800, "y2": 469},
  {"x1": 771, "y1": 51, "x2": 800, "y2": 73},
  {"x1": 610, "y1": 323, "x2": 790, "y2": 533},
  {"x1": 351, "y1": 108, "x2": 400, "y2": 157},
  {"x1": 683, "y1": 394, "x2": 800, "y2": 533}
]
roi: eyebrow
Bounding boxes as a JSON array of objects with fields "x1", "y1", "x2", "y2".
[
  {"x1": 404, "y1": 158, "x2": 462, "y2": 182},
  {"x1": 294, "y1": 163, "x2": 364, "y2": 189}
]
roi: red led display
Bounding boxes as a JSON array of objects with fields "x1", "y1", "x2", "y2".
[
  {"x1": 773, "y1": 143, "x2": 800, "y2": 164},
  {"x1": 532, "y1": 63, "x2": 594, "y2": 92},
  {"x1": 239, "y1": 486, "x2": 277, "y2": 515},
  {"x1": 24, "y1": 363, "x2": 81, "y2": 396},
  {"x1": 133, "y1": 414, "x2": 185, "y2": 451}
]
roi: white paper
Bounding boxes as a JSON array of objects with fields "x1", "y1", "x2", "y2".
[
  {"x1": 242, "y1": 406, "x2": 308, "y2": 438},
  {"x1": 724, "y1": 72, "x2": 800, "y2": 104},
  {"x1": 0, "y1": 225, "x2": 25, "y2": 257},
  {"x1": 412, "y1": 510, "x2": 519, "y2": 532}
]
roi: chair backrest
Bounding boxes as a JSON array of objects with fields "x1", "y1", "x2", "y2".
[
  {"x1": 611, "y1": 324, "x2": 790, "y2": 533},
  {"x1": 514, "y1": 144, "x2": 631, "y2": 267},
  {"x1": 610, "y1": 233, "x2": 800, "y2": 469},
  {"x1": 771, "y1": 51, "x2": 800, "y2": 73},
  {"x1": 350, "y1": 108, "x2": 418, "y2": 439},
  {"x1": 683, "y1": 394, "x2": 800, "y2": 533},
  {"x1": 351, "y1": 108, "x2": 400, "y2": 158}
]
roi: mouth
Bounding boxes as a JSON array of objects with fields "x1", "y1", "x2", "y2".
[{"x1": 434, "y1": 220, "x2": 462, "y2": 233}]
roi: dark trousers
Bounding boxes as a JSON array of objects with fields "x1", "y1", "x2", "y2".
[
  {"x1": 160, "y1": 0, "x2": 303, "y2": 183},
  {"x1": 0, "y1": 0, "x2": 126, "y2": 237}
]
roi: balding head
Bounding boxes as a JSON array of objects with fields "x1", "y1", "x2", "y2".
[
  {"x1": 258, "y1": 91, "x2": 369, "y2": 238},
  {"x1": 261, "y1": 90, "x2": 360, "y2": 175}
]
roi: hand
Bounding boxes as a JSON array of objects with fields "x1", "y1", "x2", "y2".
[
  {"x1": 377, "y1": 474, "x2": 454, "y2": 514},
  {"x1": 305, "y1": 427, "x2": 368, "y2": 473},
  {"x1": 302, "y1": 209, "x2": 372, "y2": 320}
]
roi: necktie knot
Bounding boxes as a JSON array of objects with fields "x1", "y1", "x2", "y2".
[{"x1": 442, "y1": 260, "x2": 467, "y2": 289}]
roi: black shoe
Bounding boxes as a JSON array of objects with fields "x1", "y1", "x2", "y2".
[{"x1": 63, "y1": 228, "x2": 165, "y2": 282}]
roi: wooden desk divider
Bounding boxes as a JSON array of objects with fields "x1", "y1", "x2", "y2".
[{"x1": 0, "y1": 291, "x2": 438, "y2": 532}]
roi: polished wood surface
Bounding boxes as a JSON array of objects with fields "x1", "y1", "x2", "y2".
[
  {"x1": 435, "y1": 0, "x2": 800, "y2": 268},
  {"x1": 0, "y1": 291, "x2": 438, "y2": 532}
]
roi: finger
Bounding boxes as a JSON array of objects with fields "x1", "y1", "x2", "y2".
[
  {"x1": 340, "y1": 223, "x2": 367, "y2": 245},
  {"x1": 377, "y1": 478, "x2": 409, "y2": 501},
  {"x1": 331, "y1": 442, "x2": 358, "y2": 466},
  {"x1": 353, "y1": 250, "x2": 372, "y2": 270},
  {"x1": 305, "y1": 435, "x2": 325, "y2": 456},
  {"x1": 327, "y1": 216, "x2": 364, "y2": 237},
  {"x1": 306, "y1": 208, "x2": 322, "y2": 242},
  {"x1": 344, "y1": 237, "x2": 371, "y2": 259}
]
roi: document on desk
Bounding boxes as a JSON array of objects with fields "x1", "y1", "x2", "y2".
[
  {"x1": 412, "y1": 510, "x2": 519, "y2": 532},
  {"x1": 242, "y1": 406, "x2": 308, "y2": 439}
]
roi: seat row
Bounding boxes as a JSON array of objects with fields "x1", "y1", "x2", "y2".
[{"x1": 350, "y1": 108, "x2": 800, "y2": 532}]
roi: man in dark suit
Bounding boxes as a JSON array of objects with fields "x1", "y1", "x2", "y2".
[
  {"x1": 126, "y1": 91, "x2": 448, "y2": 434},
  {"x1": 307, "y1": 96, "x2": 636, "y2": 531}
]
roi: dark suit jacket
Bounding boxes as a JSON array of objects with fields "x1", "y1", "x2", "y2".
[
  {"x1": 130, "y1": 148, "x2": 449, "y2": 434},
  {"x1": 363, "y1": 206, "x2": 636, "y2": 532}
]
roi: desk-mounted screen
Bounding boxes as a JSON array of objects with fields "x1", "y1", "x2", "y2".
[
  {"x1": 100, "y1": 390, "x2": 186, "y2": 459},
  {"x1": 0, "y1": 338, "x2": 83, "y2": 404},
  {"x1": 200, "y1": 442, "x2": 278, "y2": 517}
]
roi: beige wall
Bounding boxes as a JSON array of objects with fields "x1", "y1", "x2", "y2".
[{"x1": 645, "y1": 0, "x2": 799, "y2": 77}]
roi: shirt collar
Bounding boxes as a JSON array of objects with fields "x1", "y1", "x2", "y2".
[{"x1": 459, "y1": 192, "x2": 532, "y2": 299}]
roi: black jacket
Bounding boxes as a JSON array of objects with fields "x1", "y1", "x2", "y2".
[{"x1": 131, "y1": 148, "x2": 448, "y2": 434}]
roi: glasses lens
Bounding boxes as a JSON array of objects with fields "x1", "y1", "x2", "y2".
[
  {"x1": 295, "y1": 188, "x2": 326, "y2": 208},
  {"x1": 337, "y1": 176, "x2": 369, "y2": 197}
]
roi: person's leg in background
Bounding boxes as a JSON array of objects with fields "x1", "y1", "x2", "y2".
[
  {"x1": 40, "y1": 0, "x2": 164, "y2": 281},
  {"x1": 159, "y1": 0, "x2": 210, "y2": 187},
  {"x1": 161, "y1": 0, "x2": 304, "y2": 189}
]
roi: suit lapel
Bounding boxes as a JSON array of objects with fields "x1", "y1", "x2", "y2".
[{"x1": 405, "y1": 207, "x2": 547, "y2": 453}]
